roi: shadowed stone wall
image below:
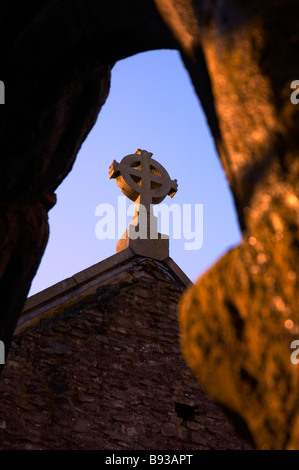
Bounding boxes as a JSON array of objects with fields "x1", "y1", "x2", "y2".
[{"x1": 0, "y1": 258, "x2": 250, "y2": 450}]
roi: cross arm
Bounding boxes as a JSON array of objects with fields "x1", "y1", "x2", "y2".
[{"x1": 108, "y1": 160, "x2": 120, "y2": 179}]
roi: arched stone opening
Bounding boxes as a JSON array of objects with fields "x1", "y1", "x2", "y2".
[{"x1": 1, "y1": 0, "x2": 299, "y2": 449}]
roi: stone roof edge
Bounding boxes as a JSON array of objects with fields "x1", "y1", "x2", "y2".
[
  {"x1": 163, "y1": 257, "x2": 192, "y2": 288},
  {"x1": 16, "y1": 249, "x2": 192, "y2": 334},
  {"x1": 21, "y1": 247, "x2": 136, "y2": 315}
]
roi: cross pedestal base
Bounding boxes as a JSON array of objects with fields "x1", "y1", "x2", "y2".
[{"x1": 116, "y1": 223, "x2": 169, "y2": 261}]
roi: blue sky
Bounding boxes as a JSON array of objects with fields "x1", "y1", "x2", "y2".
[{"x1": 29, "y1": 49, "x2": 241, "y2": 296}]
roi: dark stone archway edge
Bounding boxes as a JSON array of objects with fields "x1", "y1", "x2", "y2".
[
  {"x1": 0, "y1": 0, "x2": 178, "y2": 361},
  {"x1": 1, "y1": 0, "x2": 299, "y2": 449}
]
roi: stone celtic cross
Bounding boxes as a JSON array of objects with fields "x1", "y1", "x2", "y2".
[{"x1": 109, "y1": 149, "x2": 178, "y2": 259}]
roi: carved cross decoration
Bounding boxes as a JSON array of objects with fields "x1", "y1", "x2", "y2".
[{"x1": 109, "y1": 149, "x2": 178, "y2": 258}]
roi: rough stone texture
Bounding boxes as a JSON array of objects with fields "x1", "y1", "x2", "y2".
[
  {"x1": 0, "y1": 259, "x2": 250, "y2": 450},
  {"x1": 0, "y1": 201, "x2": 49, "y2": 362},
  {"x1": 177, "y1": 0, "x2": 299, "y2": 450},
  {"x1": 1, "y1": 0, "x2": 299, "y2": 451}
]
